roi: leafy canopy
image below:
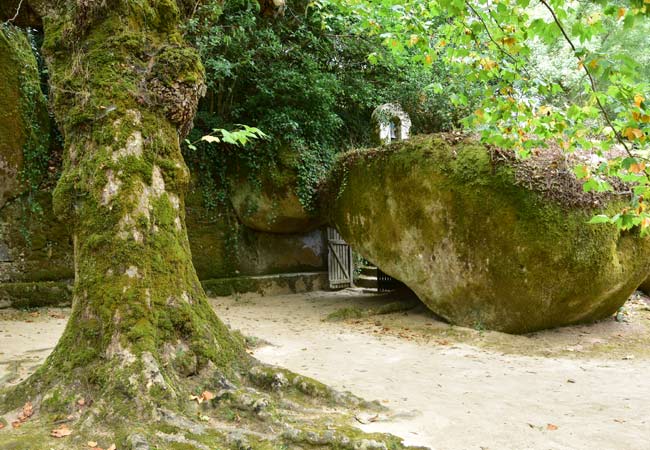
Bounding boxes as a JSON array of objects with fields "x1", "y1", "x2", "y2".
[{"x1": 317, "y1": 0, "x2": 650, "y2": 232}]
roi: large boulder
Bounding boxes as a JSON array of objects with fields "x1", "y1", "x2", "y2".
[
  {"x1": 230, "y1": 176, "x2": 321, "y2": 234},
  {"x1": 326, "y1": 134, "x2": 650, "y2": 333},
  {"x1": 229, "y1": 146, "x2": 324, "y2": 234}
]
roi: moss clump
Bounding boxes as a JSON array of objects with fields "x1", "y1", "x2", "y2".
[
  {"x1": 326, "y1": 134, "x2": 650, "y2": 333},
  {"x1": 0, "y1": 280, "x2": 72, "y2": 309},
  {"x1": 325, "y1": 298, "x2": 420, "y2": 322},
  {"x1": 0, "y1": 191, "x2": 73, "y2": 283}
]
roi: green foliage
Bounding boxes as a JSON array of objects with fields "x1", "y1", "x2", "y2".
[
  {"x1": 183, "y1": 0, "x2": 474, "y2": 211},
  {"x1": 320, "y1": 0, "x2": 650, "y2": 234}
]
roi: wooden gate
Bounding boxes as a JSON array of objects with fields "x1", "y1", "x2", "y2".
[{"x1": 327, "y1": 227, "x2": 353, "y2": 289}]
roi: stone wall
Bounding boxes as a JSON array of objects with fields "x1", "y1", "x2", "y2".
[
  {"x1": 0, "y1": 24, "x2": 326, "y2": 305},
  {"x1": 0, "y1": 185, "x2": 326, "y2": 284}
]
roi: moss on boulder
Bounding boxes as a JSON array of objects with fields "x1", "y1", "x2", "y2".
[
  {"x1": 0, "y1": 280, "x2": 72, "y2": 309},
  {"x1": 229, "y1": 147, "x2": 324, "y2": 234},
  {"x1": 230, "y1": 176, "x2": 321, "y2": 233},
  {"x1": 0, "y1": 192, "x2": 73, "y2": 283},
  {"x1": 326, "y1": 134, "x2": 650, "y2": 333},
  {"x1": 0, "y1": 25, "x2": 50, "y2": 208}
]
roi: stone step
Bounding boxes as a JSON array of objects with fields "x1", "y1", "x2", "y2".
[
  {"x1": 360, "y1": 266, "x2": 377, "y2": 277},
  {"x1": 355, "y1": 274, "x2": 377, "y2": 289}
]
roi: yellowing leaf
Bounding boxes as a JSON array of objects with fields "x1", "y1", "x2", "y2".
[
  {"x1": 475, "y1": 109, "x2": 485, "y2": 119},
  {"x1": 630, "y1": 162, "x2": 646, "y2": 173},
  {"x1": 624, "y1": 127, "x2": 644, "y2": 140},
  {"x1": 502, "y1": 37, "x2": 517, "y2": 46},
  {"x1": 618, "y1": 7, "x2": 627, "y2": 19},
  {"x1": 538, "y1": 105, "x2": 552, "y2": 116},
  {"x1": 201, "y1": 390, "x2": 216, "y2": 401},
  {"x1": 200, "y1": 135, "x2": 220, "y2": 143},
  {"x1": 587, "y1": 13, "x2": 601, "y2": 25},
  {"x1": 51, "y1": 424, "x2": 73, "y2": 438},
  {"x1": 480, "y1": 58, "x2": 497, "y2": 70},
  {"x1": 642, "y1": 217, "x2": 650, "y2": 229},
  {"x1": 425, "y1": 54, "x2": 433, "y2": 64},
  {"x1": 588, "y1": 59, "x2": 599, "y2": 69},
  {"x1": 409, "y1": 34, "x2": 419, "y2": 45},
  {"x1": 635, "y1": 94, "x2": 645, "y2": 108}
]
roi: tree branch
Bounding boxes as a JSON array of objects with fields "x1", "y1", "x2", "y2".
[
  {"x1": 538, "y1": 0, "x2": 633, "y2": 157},
  {"x1": 3, "y1": 0, "x2": 24, "y2": 25}
]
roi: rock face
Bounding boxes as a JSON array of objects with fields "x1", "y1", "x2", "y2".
[
  {"x1": 230, "y1": 177, "x2": 321, "y2": 233},
  {"x1": 327, "y1": 134, "x2": 650, "y2": 333},
  {"x1": 0, "y1": 26, "x2": 49, "y2": 208}
]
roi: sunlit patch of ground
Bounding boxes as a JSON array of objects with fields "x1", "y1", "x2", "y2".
[{"x1": 2, "y1": 290, "x2": 650, "y2": 449}]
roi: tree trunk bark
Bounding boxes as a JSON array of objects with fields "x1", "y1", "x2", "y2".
[
  {"x1": 4, "y1": 0, "x2": 246, "y2": 417},
  {"x1": 0, "y1": 2, "x2": 411, "y2": 448}
]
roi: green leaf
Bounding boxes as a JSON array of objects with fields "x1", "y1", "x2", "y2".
[{"x1": 588, "y1": 215, "x2": 610, "y2": 224}]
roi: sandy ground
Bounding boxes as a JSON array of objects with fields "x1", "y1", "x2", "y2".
[{"x1": 2, "y1": 290, "x2": 650, "y2": 449}]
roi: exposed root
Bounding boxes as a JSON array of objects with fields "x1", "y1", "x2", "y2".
[{"x1": 0, "y1": 361, "x2": 419, "y2": 449}]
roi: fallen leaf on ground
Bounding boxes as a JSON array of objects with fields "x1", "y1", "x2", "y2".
[
  {"x1": 88, "y1": 441, "x2": 98, "y2": 448},
  {"x1": 190, "y1": 390, "x2": 216, "y2": 404},
  {"x1": 107, "y1": 445, "x2": 116, "y2": 450},
  {"x1": 11, "y1": 402, "x2": 33, "y2": 428},
  {"x1": 19, "y1": 402, "x2": 33, "y2": 420},
  {"x1": 547, "y1": 423, "x2": 558, "y2": 431},
  {"x1": 51, "y1": 424, "x2": 72, "y2": 438},
  {"x1": 201, "y1": 391, "x2": 215, "y2": 401}
]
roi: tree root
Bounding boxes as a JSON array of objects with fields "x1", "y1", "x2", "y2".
[{"x1": 0, "y1": 362, "x2": 422, "y2": 449}]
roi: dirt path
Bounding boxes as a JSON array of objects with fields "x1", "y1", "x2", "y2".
[
  {"x1": 1, "y1": 290, "x2": 650, "y2": 449},
  {"x1": 213, "y1": 290, "x2": 650, "y2": 450}
]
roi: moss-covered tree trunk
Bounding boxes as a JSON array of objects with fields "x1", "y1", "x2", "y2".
[
  {"x1": 4, "y1": 0, "x2": 246, "y2": 419},
  {"x1": 0, "y1": 2, "x2": 413, "y2": 448}
]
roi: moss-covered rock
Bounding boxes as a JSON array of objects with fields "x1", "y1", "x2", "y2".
[
  {"x1": 230, "y1": 176, "x2": 321, "y2": 233},
  {"x1": 185, "y1": 181, "x2": 326, "y2": 279},
  {"x1": 326, "y1": 134, "x2": 650, "y2": 333},
  {"x1": 0, "y1": 192, "x2": 73, "y2": 283},
  {"x1": 229, "y1": 148, "x2": 324, "y2": 234},
  {"x1": 0, "y1": 280, "x2": 72, "y2": 309},
  {"x1": 0, "y1": 25, "x2": 50, "y2": 208}
]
